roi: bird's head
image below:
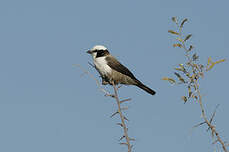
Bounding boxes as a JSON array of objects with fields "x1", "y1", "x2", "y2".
[{"x1": 87, "y1": 45, "x2": 110, "y2": 59}]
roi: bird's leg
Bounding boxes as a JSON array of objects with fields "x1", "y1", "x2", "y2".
[
  {"x1": 101, "y1": 76, "x2": 109, "y2": 85},
  {"x1": 102, "y1": 79, "x2": 109, "y2": 85},
  {"x1": 108, "y1": 80, "x2": 122, "y2": 88}
]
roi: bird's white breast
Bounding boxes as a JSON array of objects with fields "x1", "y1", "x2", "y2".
[{"x1": 94, "y1": 56, "x2": 112, "y2": 75}]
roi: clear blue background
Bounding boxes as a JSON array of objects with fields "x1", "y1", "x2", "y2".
[{"x1": 0, "y1": 0, "x2": 228, "y2": 152}]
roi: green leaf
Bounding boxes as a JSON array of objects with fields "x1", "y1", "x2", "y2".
[
  {"x1": 207, "y1": 57, "x2": 212, "y2": 66},
  {"x1": 173, "y1": 43, "x2": 182, "y2": 48},
  {"x1": 176, "y1": 38, "x2": 184, "y2": 43},
  {"x1": 199, "y1": 64, "x2": 204, "y2": 71},
  {"x1": 180, "y1": 18, "x2": 188, "y2": 28},
  {"x1": 199, "y1": 72, "x2": 204, "y2": 78},
  {"x1": 184, "y1": 34, "x2": 192, "y2": 41},
  {"x1": 206, "y1": 63, "x2": 215, "y2": 71},
  {"x1": 192, "y1": 53, "x2": 199, "y2": 61},
  {"x1": 168, "y1": 30, "x2": 179, "y2": 35},
  {"x1": 182, "y1": 96, "x2": 187, "y2": 103},
  {"x1": 175, "y1": 64, "x2": 187, "y2": 73},
  {"x1": 188, "y1": 45, "x2": 193, "y2": 51},
  {"x1": 175, "y1": 68, "x2": 183, "y2": 71},
  {"x1": 206, "y1": 58, "x2": 225, "y2": 71},
  {"x1": 215, "y1": 59, "x2": 226, "y2": 64},
  {"x1": 174, "y1": 72, "x2": 186, "y2": 83},
  {"x1": 188, "y1": 86, "x2": 192, "y2": 98},
  {"x1": 172, "y1": 17, "x2": 177, "y2": 23},
  {"x1": 162, "y1": 77, "x2": 176, "y2": 84}
]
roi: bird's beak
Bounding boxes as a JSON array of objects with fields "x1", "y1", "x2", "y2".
[{"x1": 87, "y1": 50, "x2": 92, "y2": 54}]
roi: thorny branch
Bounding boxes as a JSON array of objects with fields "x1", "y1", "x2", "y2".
[
  {"x1": 75, "y1": 63, "x2": 133, "y2": 152},
  {"x1": 166, "y1": 17, "x2": 228, "y2": 152},
  {"x1": 112, "y1": 81, "x2": 132, "y2": 152},
  {"x1": 195, "y1": 81, "x2": 228, "y2": 152}
]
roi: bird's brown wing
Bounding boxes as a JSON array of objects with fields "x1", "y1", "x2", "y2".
[{"x1": 106, "y1": 56, "x2": 137, "y2": 80}]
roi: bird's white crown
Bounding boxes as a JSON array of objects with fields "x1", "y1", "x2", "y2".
[{"x1": 91, "y1": 45, "x2": 108, "y2": 51}]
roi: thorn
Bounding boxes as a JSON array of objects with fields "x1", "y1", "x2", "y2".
[
  {"x1": 124, "y1": 116, "x2": 129, "y2": 121},
  {"x1": 225, "y1": 143, "x2": 229, "y2": 147},
  {"x1": 110, "y1": 111, "x2": 119, "y2": 118},
  {"x1": 193, "y1": 122, "x2": 206, "y2": 128},
  {"x1": 117, "y1": 123, "x2": 123, "y2": 127},
  {"x1": 207, "y1": 104, "x2": 220, "y2": 131},
  {"x1": 119, "y1": 142, "x2": 128, "y2": 146},
  {"x1": 210, "y1": 104, "x2": 220, "y2": 123},
  {"x1": 119, "y1": 135, "x2": 125, "y2": 141},
  {"x1": 105, "y1": 94, "x2": 115, "y2": 98},
  {"x1": 224, "y1": 141, "x2": 228, "y2": 146},
  {"x1": 212, "y1": 139, "x2": 219, "y2": 145},
  {"x1": 120, "y1": 98, "x2": 132, "y2": 104}
]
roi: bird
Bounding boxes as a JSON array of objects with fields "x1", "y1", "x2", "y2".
[{"x1": 87, "y1": 45, "x2": 156, "y2": 96}]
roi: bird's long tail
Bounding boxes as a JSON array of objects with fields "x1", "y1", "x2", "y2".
[{"x1": 135, "y1": 80, "x2": 156, "y2": 96}]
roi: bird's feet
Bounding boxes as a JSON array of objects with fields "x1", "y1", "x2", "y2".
[{"x1": 102, "y1": 79, "x2": 109, "y2": 85}]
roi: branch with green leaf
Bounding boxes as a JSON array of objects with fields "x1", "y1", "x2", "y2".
[{"x1": 163, "y1": 17, "x2": 228, "y2": 152}]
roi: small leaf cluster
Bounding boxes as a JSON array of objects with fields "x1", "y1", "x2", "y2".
[{"x1": 163, "y1": 17, "x2": 225, "y2": 103}]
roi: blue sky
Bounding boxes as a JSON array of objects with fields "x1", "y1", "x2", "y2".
[{"x1": 0, "y1": 0, "x2": 228, "y2": 152}]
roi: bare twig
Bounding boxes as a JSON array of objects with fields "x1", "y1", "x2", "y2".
[
  {"x1": 112, "y1": 81, "x2": 132, "y2": 152},
  {"x1": 75, "y1": 63, "x2": 133, "y2": 152},
  {"x1": 195, "y1": 81, "x2": 228, "y2": 152}
]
